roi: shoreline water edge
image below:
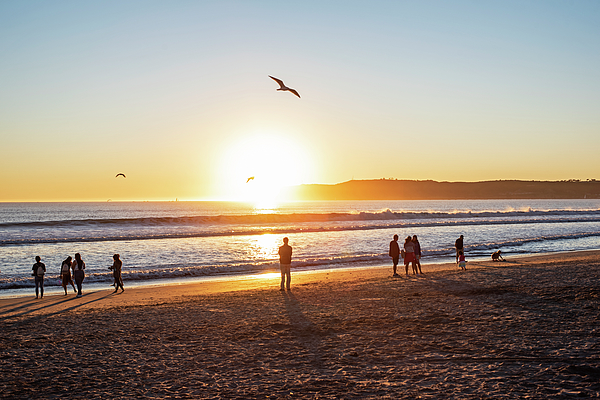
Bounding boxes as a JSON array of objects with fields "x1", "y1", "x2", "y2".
[{"x1": 1, "y1": 250, "x2": 599, "y2": 398}]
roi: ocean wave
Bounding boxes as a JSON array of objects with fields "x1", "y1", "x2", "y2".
[
  {"x1": 2, "y1": 208, "x2": 600, "y2": 229},
  {"x1": 3, "y1": 215, "x2": 600, "y2": 246},
  {"x1": 2, "y1": 231, "x2": 598, "y2": 290}
]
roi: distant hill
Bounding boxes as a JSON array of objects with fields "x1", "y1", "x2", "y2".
[{"x1": 280, "y1": 180, "x2": 600, "y2": 200}]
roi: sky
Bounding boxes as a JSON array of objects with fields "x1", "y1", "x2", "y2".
[{"x1": 1, "y1": 0, "x2": 599, "y2": 201}]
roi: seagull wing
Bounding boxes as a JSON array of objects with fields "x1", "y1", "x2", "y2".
[
  {"x1": 288, "y1": 88, "x2": 301, "y2": 98},
  {"x1": 116, "y1": 173, "x2": 126, "y2": 178},
  {"x1": 246, "y1": 176, "x2": 254, "y2": 183},
  {"x1": 268, "y1": 75, "x2": 286, "y2": 89}
]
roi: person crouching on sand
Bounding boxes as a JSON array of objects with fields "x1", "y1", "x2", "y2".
[
  {"x1": 72, "y1": 253, "x2": 86, "y2": 298},
  {"x1": 61, "y1": 256, "x2": 76, "y2": 295},
  {"x1": 403, "y1": 236, "x2": 416, "y2": 275},
  {"x1": 389, "y1": 234, "x2": 400, "y2": 277},
  {"x1": 278, "y1": 237, "x2": 292, "y2": 291},
  {"x1": 458, "y1": 250, "x2": 467, "y2": 270},
  {"x1": 491, "y1": 250, "x2": 505, "y2": 262},
  {"x1": 109, "y1": 254, "x2": 124, "y2": 293},
  {"x1": 412, "y1": 235, "x2": 423, "y2": 274}
]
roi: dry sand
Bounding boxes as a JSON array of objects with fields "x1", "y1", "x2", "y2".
[{"x1": 1, "y1": 251, "x2": 599, "y2": 399}]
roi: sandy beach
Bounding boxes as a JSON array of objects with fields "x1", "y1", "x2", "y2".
[{"x1": 1, "y1": 251, "x2": 599, "y2": 399}]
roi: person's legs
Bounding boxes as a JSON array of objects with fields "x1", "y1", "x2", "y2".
[
  {"x1": 285, "y1": 268, "x2": 291, "y2": 290},
  {"x1": 35, "y1": 276, "x2": 40, "y2": 298},
  {"x1": 404, "y1": 261, "x2": 409, "y2": 275},
  {"x1": 39, "y1": 277, "x2": 44, "y2": 298},
  {"x1": 74, "y1": 271, "x2": 83, "y2": 296},
  {"x1": 280, "y1": 266, "x2": 286, "y2": 290},
  {"x1": 392, "y1": 257, "x2": 398, "y2": 275}
]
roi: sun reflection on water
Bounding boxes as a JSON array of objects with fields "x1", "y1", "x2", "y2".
[{"x1": 248, "y1": 234, "x2": 281, "y2": 261}]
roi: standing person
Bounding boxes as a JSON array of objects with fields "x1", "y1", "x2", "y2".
[
  {"x1": 412, "y1": 235, "x2": 423, "y2": 274},
  {"x1": 403, "y1": 236, "x2": 416, "y2": 275},
  {"x1": 61, "y1": 256, "x2": 76, "y2": 295},
  {"x1": 32, "y1": 256, "x2": 46, "y2": 299},
  {"x1": 455, "y1": 235, "x2": 464, "y2": 264},
  {"x1": 458, "y1": 250, "x2": 467, "y2": 270},
  {"x1": 109, "y1": 254, "x2": 124, "y2": 293},
  {"x1": 72, "y1": 253, "x2": 85, "y2": 298},
  {"x1": 278, "y1": 237, "x2": 292, "y2": 291},
  {"x1": 389, "y1": 234, "x2": 401, "y2": 277}
]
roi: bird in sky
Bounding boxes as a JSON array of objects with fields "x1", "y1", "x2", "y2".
[
  {"x1": 246, "y1": 176, "x2": 255, "y2": 183},
  {"x1": 115, "y1": 173, "x2": 126, "y2": 178},
  {"x1": 269, "y1": 76, "x2": 300, "y2": 98}
]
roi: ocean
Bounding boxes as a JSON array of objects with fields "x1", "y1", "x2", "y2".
[{"x1": 1, "y1": 200, "x2": 600, "y2": 297}]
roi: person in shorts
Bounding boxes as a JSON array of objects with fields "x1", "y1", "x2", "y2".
[{"x1": 61, "y1": 256, "x2": 76, "y2": 295}]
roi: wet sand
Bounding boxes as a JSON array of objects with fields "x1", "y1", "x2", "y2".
[{"x1": 1, "y1": 251, "x2": 599, "y2": 399}]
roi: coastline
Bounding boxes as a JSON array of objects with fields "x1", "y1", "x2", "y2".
[
  {"x1": 0, "y1": 249, "x2": 597, "y2": 308},
  {"x1": 2, "y1": 250, "x2": 599, "y2": 398}
]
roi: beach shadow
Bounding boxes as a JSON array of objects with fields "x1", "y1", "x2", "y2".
[
  {"x1": 282, "y1": 291, "x2": 325, "y2": 369},
  {"x1": 0, "y1": 291, "x2": 114, "y2": 321}
]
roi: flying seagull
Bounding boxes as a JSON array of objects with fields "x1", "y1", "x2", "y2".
[
  {"x1": 269, "y1": 76, "x2": 300, "y2": 98},
  {"x1": 246, "y1": 176, "x2": 255, "y2": 183},
  {"x1": 115, "y1": 173, "x2": 126, "y2": 178}
]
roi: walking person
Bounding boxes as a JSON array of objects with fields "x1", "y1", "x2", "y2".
[
  {"x1": 458, "y1": 250, "x2": 467, "y2": 270},
  {"x1": 60, "y1": 256, "x2": 76, "y2": 295},
  {"x1": 32, "y1": 256, "x2": 46, "y2": 299},
  {"x1": 109, "y1": 254, "x2": 124, "y2": 293},
  {"x1": 278, "y1": 237, "x2": 293, "y2": 291},
  {"x1": 455, "y1": 235, "x2": 464, "y2": 264},
  {"x1": 389, "y1": 234, "x2": 401, "y2": 277},
  {"x1": 403, "y1": 236, "x2": 416, "y2": 275},
  {"x1": 412, "y1": 235, "x2": 423, "y2": 274},
  {"x1": 72, "y1": 253, "x2": 86, "y2": 298}
]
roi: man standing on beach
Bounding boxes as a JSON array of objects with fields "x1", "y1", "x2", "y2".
[
  {"x1": 278, "y1": 237, "x2": 292, "y2": 291},
  {"x1": 32, "y1": 256, "x2": 46, "y2": 299},
  {"x1": 455, "y1": 235, "x2": 464, "y2": 264},
  {"x1": 389, "y1": 234, "x2": 400, "y2": 277}
]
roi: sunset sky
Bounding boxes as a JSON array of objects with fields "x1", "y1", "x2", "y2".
[{"x1": 1, "y1": 1, "x2": 599, "y2": 201}]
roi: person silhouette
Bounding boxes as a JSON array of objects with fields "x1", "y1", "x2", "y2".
[
  {"x1": 389, "y1": 234, "x2": 401, "y2": 277},
  {"x1": 278, "y1": 237, "x2": 293, "y2": 291},
  {"x1": 72, "y1": 253, "x2": 86, "y2": 298},
  {"x1": 32, "y1": 256, "x2": 46, "y2": 299}
]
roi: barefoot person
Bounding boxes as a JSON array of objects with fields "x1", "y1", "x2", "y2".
[
  {"x1": 60, "y1": 256, "x2": 76, "y2": 295},
  {"x1": 412, "y1": 235, "x2": 423, "y2": 274},
  {"x1": 72, "y1": 253, "x2": 86, "y2": 298},
  {"x1": 491, "y1": 250, "x2": 505, "y2": 262},
  {"x1": 389, "y1": 234, "x2": 401, "y2": 277},
  {"x1": 403, "y1": 236, "x2": 416, "y2": 275},
  {"x1": 455, "y1": 235, "x2": 464, "y2": 264},
  {"x1": 109, "y1": 254, "x2": 124, "y2": 293},
  {"x1": 278, "y1": 237, "x2": 292, "y2": 291},
  {"x1": 458, "y1": 250, "x2": 467, "y2": 270},
  {"x1": 32, "y1": 256, "x2": 46, "y2": 299}
]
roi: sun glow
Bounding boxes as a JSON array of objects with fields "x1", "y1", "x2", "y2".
[{"x1": 216, "y1": 132, "x2": 313, "y2": 204}]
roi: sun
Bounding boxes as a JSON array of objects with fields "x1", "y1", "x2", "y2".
[{"x1": 216, "y1": 132, "x2": 313, "y2": 204}]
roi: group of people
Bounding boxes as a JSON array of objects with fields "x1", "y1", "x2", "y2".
[
  {"x1": 32, "y1": 253, "x2": 124, "y2": 299},
  {"x1": 389, "y1": 234, "x2": 423, "y2": 276}
]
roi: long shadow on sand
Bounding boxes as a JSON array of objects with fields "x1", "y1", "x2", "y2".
[
  {"x1": 282, "y1": 290, "x2": 325, "y2": 369},
  {"x1": 0, "y1": 291, "x2": 114, "y2": 321}
]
